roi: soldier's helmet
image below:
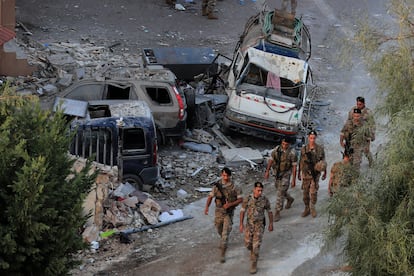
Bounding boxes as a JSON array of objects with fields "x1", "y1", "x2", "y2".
[{"x1": 314, "y1": 160, "x2": 327, "y2": 172}]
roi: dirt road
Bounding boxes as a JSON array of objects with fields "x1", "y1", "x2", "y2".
[{"x1": 16, "y1": 0, "x2": 389, "y2": 275}]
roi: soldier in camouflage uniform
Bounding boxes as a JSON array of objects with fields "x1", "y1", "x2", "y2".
[
  {"x1": 298, "y1": 130, "x2": 327, "y2": 218},
  {"x1": 328, "y1": 151, "x2": 354, "y2": 196},
  {"x1": 239, "y1": 182, "x2": 273, "y2": 274},
  {"x1": 202, "y1": 0, "x2": 218, "y2": 19},
  {"x1": 204, "y1": 167, "x2": 242, "y2": 263},
  {"x1": 346, "y1": 96, "x2": 375, "y2": 167},
  {"x1": 340, "y1": 108, "x2": 374, "y2": 170},
  {"x1": 281, "y1": 0, "x2": 297, "y2": 15},
  {"x1": 264, "y1": 138, "x2": 297, "y2": 222}
]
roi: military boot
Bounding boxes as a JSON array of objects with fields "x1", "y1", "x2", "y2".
[
  {"x1": 202, "y1": 6, "x2": 208, "y2": 16},
  {"x1": 208, "y1": 12, "x2": 218, "y2": 19},
  {"x1": 301, "y1": 207, "x2": 310, "y2": 217},
  {"x1": 273, "y1": 210, "x2": 280, "y2": 222},
  {"x1": 311, "y1": 207, "x2": 317, "y2": 218},
  {"x1": 220, "y1": 246, "x2": 226, "y2": 263},
  {"x1": 286, "y1": 197, "x2": 294, "y2": 209},
  {"x1": 250, "y1": 260, "x2": 257, "y2": 274}
]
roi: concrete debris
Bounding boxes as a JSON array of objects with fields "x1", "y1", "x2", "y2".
[
  {"x1": 195, "y1": 187, "x2": 212, "y2": 192},
  {"x1": 182, "y1": 141, "x2": 213, "y2": 153},
  {"x1": 177, "y1": 188, "x2": 189, "y2": 199},
  {"x1": 140, "y1": 198, "x2": 162, "y2": 225},
  {"x1": 191, "y1": 166, "x2": 204, "y2": 177},
  {"x1": 221, "y1": 147, "x2": 264, "y2": 167}
]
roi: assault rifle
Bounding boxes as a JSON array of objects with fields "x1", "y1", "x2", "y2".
[
  {"x1": 214, "y1": 181, "x2": 237, "y2": 214},
  {"x1": 274, "y1": 146, "x2": 282, "y2": 179},
  {"x1": 344, "y1": 133, "x2": 354, "y2": 157},
  {"x1": 305, "y1": 151, "x2": 318, "y2": 183},
  {"x1": 214, "y1": 181, "x2": 227, "y2": 207}
]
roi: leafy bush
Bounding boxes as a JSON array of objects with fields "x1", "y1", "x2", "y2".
[
  {"x1": 326, "y1": 1, "x2": 414, "y2": 274},
  {"x1": 0, "y1": 82, "x2": 97, "y2": 275}
]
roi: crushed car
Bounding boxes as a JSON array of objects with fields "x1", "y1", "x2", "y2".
[{"x1": 56, "y1": 64, "x2": 187, "y2": 145}]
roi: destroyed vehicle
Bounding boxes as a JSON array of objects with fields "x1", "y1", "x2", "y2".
[
  {"x1": 55, "y1": 98, "x2": 159, "y2": 190},
  {"x1": 222, "y1": 9, "x2": 313, "y2": 143},
  {"x1": 239, "y1": 9, "x2": 311, "y2": 61},
  {"x1": 57, "y1": 66, "x2": 187, "y2": 144}
]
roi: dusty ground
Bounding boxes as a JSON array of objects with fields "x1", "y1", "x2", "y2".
[{"x1": 15, "y1": 0, "x2": 390, "y2": 275}]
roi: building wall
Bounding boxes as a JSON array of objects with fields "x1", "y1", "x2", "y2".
[
  {"x1": 0, "y1": 0, "x2": 16, "y2": 31},
  {"x1": 0, "y1": 0, "x2": 36, "y2": 77}
]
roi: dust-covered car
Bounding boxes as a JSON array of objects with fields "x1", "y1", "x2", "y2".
[{"x1": 56, "y1": 65, "x2": 187, "y2": 144}]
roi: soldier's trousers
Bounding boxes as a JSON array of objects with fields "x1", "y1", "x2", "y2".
[
  {"x1": 275, "y1": 176, "x2": 293, "y2": 212},
  {"x1": 302, "y1": 178, "x2": 318, "y2": 209},
  {"x1": 244, "y1": 222, "x2": 265, "y2": 262},
  {"x1": 214, "y1": 210, "x2": 233, "y2": 248}
]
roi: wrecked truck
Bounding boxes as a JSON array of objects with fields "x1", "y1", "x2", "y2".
[
  {"x1": 54, "y1": 98, "x2": 159, "y2": 190},
  {"x1": 222, "y1": 9, "x2": 313, "y2": 143}
]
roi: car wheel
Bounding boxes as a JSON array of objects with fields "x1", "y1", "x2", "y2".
[{"x1": 123, "y1": 174, "x2": 144, "y2": 191}]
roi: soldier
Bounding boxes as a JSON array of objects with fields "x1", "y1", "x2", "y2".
[
  {"x1": 328, "y1": 151, "x2": 354, "y2": 196},
  {"x1": 264, "y1": 138, "x2": 297, "y2": 222},
  {"x1": 202, "y1": 0, "x2": 218, "y2": 20},
  {"x1": 298, "y1": 130, "x2": 327, "y2": 218},
  {"x1": 347, "y1": 96, "x2": 375, "y2": 167},
  {"x1": 281, "y1": 0, "x2": 298, "y2": 15},
  {"x1": 340, "y1": 108, "x2": 374, "y2": 170},
  {"x1": 239, "y1": 182, "x2": 273, "y2": 274},
  {"x1": 204, "y1": 167, "x2": 242, "y2": 263}
]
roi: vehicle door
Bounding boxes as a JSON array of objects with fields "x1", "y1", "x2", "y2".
[{"x1": 135, "y1": 81, "x2": 180, "y2": 129}]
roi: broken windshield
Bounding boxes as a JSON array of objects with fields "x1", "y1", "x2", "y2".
[{"x1": 237, "y1": 63, "x2": 304, "y2": 105}]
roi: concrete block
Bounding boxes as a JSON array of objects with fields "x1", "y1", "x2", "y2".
[{"x1": 221, "y1": 147, "x2": 264, "y2": 166}]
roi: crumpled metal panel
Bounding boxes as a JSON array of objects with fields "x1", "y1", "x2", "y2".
[{"x1": 247, "y1": 47, "x2": 307, "y2": 83}]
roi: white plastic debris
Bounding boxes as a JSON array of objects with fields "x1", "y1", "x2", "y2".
[{"x1": 175, "y1": 3, "x2": 185, "y2": 10}]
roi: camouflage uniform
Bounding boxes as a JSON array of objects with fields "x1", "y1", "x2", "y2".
[
  {"x1": 209, "y1": 181, "x2": 242, "y2": 249},
  {"x1": 241, "y1": 194, "x2": 271, "y2": 262},
  {"x1": 270, "y1": 145, "x2": 297, "y2": 212},
  {"x1": 347, "y1": 106, "x2": 375, "y2": 166},
  {"x1": 202, "y1": 0, "x2": 216, "y2": 14},
  {"x1": 281, "y1": 0, "x2": 297, "y2": 14},
  {"x1": 299, "y1": 143, "x2": 325, "y2": 214},
  {"x1": 340, "y1": 119, "x2": 373, "y2": 169},
  {"x1": 329, "y1": 161, "x2": 353, "y2": 195}
]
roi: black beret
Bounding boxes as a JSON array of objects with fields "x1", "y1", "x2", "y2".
[
  {"x1": 356, "y1": 96, "x2": 365, "y2": 103},
  {"x1": 254, "y1": 181, "x2": 264, "y2": 188},
  {"x1": 308, "y1": 130, "x2": 317, "y2": 136}
]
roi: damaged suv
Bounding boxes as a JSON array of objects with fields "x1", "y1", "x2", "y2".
[{"x1": 58, "y1": 65, "x2": 187, "y2": 144}]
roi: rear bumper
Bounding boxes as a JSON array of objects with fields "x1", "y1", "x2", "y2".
[{"x1": 163, "y1": 119, "x2": 187, "y2": 138}]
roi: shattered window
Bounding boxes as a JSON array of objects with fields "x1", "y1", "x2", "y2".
[
  {"x1": 145, "y1": 87, "x2": 171, "y2": 105},
  {"x1": 65, "y1": 84, "x2": 104, "y2": 101},
  {"x1": 106, "y1": 84, "x2": 132, "y2": 99},
  {"x1": 122, "y1": 128, "x2": 146, "y2": 152}
]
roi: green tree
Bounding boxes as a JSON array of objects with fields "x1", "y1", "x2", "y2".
[
  {"x1": 326, "y1": 1, "x2": 414, "y2": 274},
  {"x1": 0, "y1": 82, "x2": 97, "y2": 275}
]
